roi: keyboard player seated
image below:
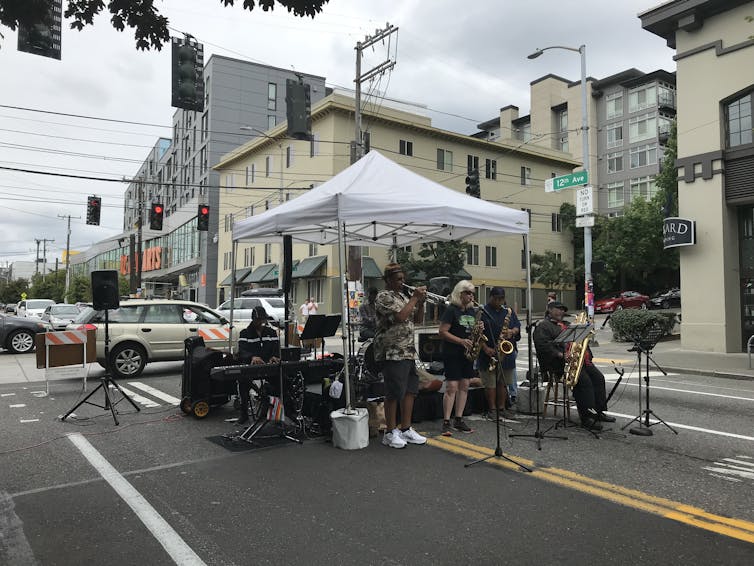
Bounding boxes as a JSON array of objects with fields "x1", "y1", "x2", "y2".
[{"x1": 237, "y1": 306, "x2": 280, "y2": 424}]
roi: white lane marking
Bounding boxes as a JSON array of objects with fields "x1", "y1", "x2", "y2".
[
  {"x1": 113, "y1": 386, "x2": 160, "y2": 408},
  {"x1": 603, "y1": 380, "x2": 754, "y2": 402},
  {"x1": 19, "y1": 419, "x2": 39, "y2": 423},
  {"x1": 67, "y1": 433, "x2": 206, "y2": 566},
  {"x1": 722, "y1": 458, "x2": 754, "y2": 469},
  {"x1": 9, "y1": 404, "x2": 26, "y2": 408},
  {"x1": 127, "y1": 382, "x2": 181, "y2": 405},
  {"x1": 607, "y1": 411, "x2": 754, "y2": 442},
  {"x1": 1, "y1": 393, "x2": 15, "y2": 397},
  {"x1": 703, "y1": 466, "x2": 754, "y2": 480}
]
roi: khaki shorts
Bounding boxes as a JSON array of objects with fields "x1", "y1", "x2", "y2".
[{"x1": 479, "y1": 365, "x2": 514, "y2": 388}]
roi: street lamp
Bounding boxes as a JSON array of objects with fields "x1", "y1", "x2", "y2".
[
  {"x1": 528, "y1": 44, "x2": 593, "y2": 317},
  {"x1": 239, "y1": 126, "x2": 284, "y2": 204}
]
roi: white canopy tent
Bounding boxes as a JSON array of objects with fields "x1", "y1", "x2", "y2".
[{"x1": 231, "y1": 150, "x2": 532, "y2": 411}]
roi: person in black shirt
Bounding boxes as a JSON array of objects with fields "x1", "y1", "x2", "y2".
[
  {"x1": 237, "y1": 306, "x2": 280, "y2": 424},
  {"x1": 438, "y1": 280, "x2": 479, "y2": 436}
]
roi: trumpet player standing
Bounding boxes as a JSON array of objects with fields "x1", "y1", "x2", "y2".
[
  {"x1": 438, "y1": 280, "x2": 479, "y2": 436},
  {"x1": 479, "y1": 287, "x2": 520, "y2": 420}
]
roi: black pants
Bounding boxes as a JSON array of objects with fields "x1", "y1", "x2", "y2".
[{"x1": 573, "y1": 364, "x2": 608, "y2": 422}]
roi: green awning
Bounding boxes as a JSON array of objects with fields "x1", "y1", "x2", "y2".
[
  {"x1": 247, "y1": 263, "x2": 278, "y2": 283},
  {"x1": 293, "y1": 255, "x2": 327, "y2": 278},
  {"x1": 456, "y1": 267, "x2": 472, "y2": 279},
  {"x1": 219, "y1": 268, "x2": 253, "y2": 286},
  {"x1": 362, "y1": 256, "x2": 382, "y2": 279}
]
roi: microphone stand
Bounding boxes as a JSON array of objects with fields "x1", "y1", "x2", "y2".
[{"x1": 510, "y1": 317, "x2": 567, "y2": 450}]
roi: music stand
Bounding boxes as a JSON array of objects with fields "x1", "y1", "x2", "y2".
[{"x1": 301, "y1": 314, "x2": 342, "y2": 359}]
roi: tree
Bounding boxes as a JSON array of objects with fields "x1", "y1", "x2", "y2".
[
  {"x1": 1, "y1": 0, "x2": 329, "y2": 51},
  {"x1": 396, "y1": 241, "x2": 467, "y2": 284},
  {"x1": 0, "y1": 277, "x2": 29, "y2": 305},
  {"x1": 68, "y1": 274, "x2": 92, "y2": 303},
  {"x1": 530, "y1": 251, "x2": 574, "y2": 293},
  {"x1": 30, "y1": 270, "x2": 66, "y2": 301}
]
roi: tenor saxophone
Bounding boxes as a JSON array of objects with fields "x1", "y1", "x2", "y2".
[
  {"x1": 563, "y1": 311, "x2": 595, "y2": 387},
  {"x1": 489, "y1": 307, "x2": 514, "y2": 371}
]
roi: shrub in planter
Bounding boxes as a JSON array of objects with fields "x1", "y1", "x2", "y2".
[{"x1": 608, "y1": 309, "x2": 676, "y2": 342}]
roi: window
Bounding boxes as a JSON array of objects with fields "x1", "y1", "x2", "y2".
[
  {"x1": 264, "y1": 243, "x2": 272, "y2": 264},
  {"x1": 629, "y1": 112, "x2": 657, "y2": 143},
  {"x1": 307, "y1": 279, "x2": 324, "y2": 303},
  {"x1": 557, "y1": 108, "x2": 569, "y2": 152},
  {"x1": 485, "y1": 246, "x2": 497, "y2": 267},
  {"x1": 201, "y1": 112, "x2": 208, "y2": 140},
  {"x1": 629, "y1": 144, "x2": 657, "y2": 168},
  {"x1": 520, "y1": 249, "x2": 529, "y2": 269},
  {"x1": 628, "y1": 85, "x2": 657, "y2": 113},
  {"x1": 265, "y1": 156, "x2": 272, "y2": 177},
  {"x1": 243, "y1": 246, "x2": 255, "y2": 267},
  {"x1": 658, "y1": 83, "x2": 675, "y2": 108},
  {"x1": 607, "y1": 181, "x2": 624, "y2": 208},
  {"x1": 607, "y1": 123, "x2": 624, "y2": 149},
  {"x1": 629, "y1": 176, "x2": 657, "y2": 202},
  {"x1": 606, "y1": 92, "x2": 623, "y2": 119},
  {"x1": 251, "y1": 163, "x2": 256, "y2": 184},
  {"x1": 551, "y1": 213, "x2": 562, "y2": 232},
  {"x1": 399, "y1": 139, "x2": 413, "y2": 156},
  {"x1": 224, "y1": 213, "x2": 233, "y2": 232},
  {"x1": 310, "y1": 133, "x2": 320, "y2": 157},
  {"x1": 436, "y1": 148, "x2": 453, "y2": 171},
  {"x1": 726, "y1": 92, "x2": 753, "y2": 148},
  {"x1": 516, "y1": 122, "x2": 531, "y2": 142},
  {"x1": 521, "y1": 208, "x2": 532, "y2": 227},
  {"x1": 308, "y1": 243, "x2": 318, "y2": 256},
  {"x1": 607, "y1": 151, "x2": 624, "y2": 173},
  {"x1": 267, "y1": 83, "x2": 277, "y2": 111},
  {"x1": 286, "y1": 146, "x2": 293, "y2": 168},
  {"x1": 466, "y1": 244, "x2": 479, "y2": 265},
  {"x1": 485, "y1": 159, "x2": 497, "y2": 180},
  {"x1": 245, "y1": 166, "x2": 251, "y2": 186},
  {"x1": 467, "y1": 154, "x2": 479, "y2": 173},
  {"x1": 267, "y1": 115, "x2": 276, "y2": 129},
  {"x1": 520, "y1": 166, "x2": 531, "y2": 186},
  {"x1": 225, "y1": 174, "x2": 234, "y2": 193}
]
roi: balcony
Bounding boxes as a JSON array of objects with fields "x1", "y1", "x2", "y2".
[{"x1": 658, "y1": 90, "x2": 676, "y2": 112}]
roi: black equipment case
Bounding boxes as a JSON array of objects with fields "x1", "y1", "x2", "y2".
[{"x1": 180, "y1": 336, "x2": 236, "y2": 418}]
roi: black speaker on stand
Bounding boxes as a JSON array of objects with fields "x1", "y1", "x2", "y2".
[{"x1": 62, "y1": 270, "x2": 140, "y2": 425}]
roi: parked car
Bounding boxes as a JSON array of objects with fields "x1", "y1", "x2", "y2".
[
  {"x1": 5, "y1": 303, "x2": 17, "y2": 313},
  {"x1": 68, "y1": 299, "x2": 240, "y2": 379},
  {"x1": 594, "y1": 291, "x2": 650, "y2": 314},
  {"x1": 649, "y1": 288, "x2": 681, "y2": 310},
  {"x1": 16, "y1": 299, "x2": 55, "y2": 319},
  {"x1": 217, "y1": 296, "x2": 286, "y2": 327},
  {"x1": 0, "y1": 313, "x2": 50, "y2": 354},
  {"x1": 41, "y1": 304, "x2": 83, "y2": 330}
]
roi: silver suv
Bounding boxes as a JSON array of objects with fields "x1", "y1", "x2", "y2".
[
  {"x1": 217, "y1": 296, "x2": 286, "y2": 327},
  {"x1": 69, "y1": 300, "x2": 240, "y2": 379}
]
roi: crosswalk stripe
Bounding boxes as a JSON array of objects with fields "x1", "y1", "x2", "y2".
[
  {"x1": 127, "y1": 382, "x2": 181, "y2": 405},
  {"x1": 114, "y1": 385, "x2": 160, "y2": 408}
]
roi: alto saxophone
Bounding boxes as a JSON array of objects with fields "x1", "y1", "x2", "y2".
[
  {"x1": 563, "y1": 311, "x2": 595, "y2": 387},
  {"x1": 464, "y1": 303, "x2": 485, "y2": 361},
  {"x1": 489, "y1": 307, "x2": 514, "y2": 371}
]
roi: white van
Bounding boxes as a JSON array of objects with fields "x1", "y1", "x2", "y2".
[{"x1": 16, "y1": 299, "x2": 55, "y2": 319}]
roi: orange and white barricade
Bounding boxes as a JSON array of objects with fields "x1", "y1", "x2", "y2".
[{"x1": 42, "y1": 330, "x2": 92, "y2": 394}]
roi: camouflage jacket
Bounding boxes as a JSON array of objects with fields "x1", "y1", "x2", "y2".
[{"x1": 374, "y1": 290, "x2": 417, "y2": 361}]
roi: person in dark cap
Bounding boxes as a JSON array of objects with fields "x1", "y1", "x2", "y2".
[
  {"x1": 236, "y1": 306, "x2": 280, "y2": 424},
  {"x1": 533, "y1": 301, "x2": 613, "y2": 431},
  {"x1": 479, "y1": 287, "x2": 520, "y2": 420}
]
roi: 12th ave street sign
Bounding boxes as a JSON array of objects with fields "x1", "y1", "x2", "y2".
[{"x1": 545, "y1": 171, "x2": 589, "y2": 192}]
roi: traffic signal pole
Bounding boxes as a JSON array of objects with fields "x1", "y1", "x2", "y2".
[
  {"x1": 58, "y1": 214, "x2": 79, "y2": 303},
  {"x1": 136, "y1": 178, "x2": 143, "y2": 294}
]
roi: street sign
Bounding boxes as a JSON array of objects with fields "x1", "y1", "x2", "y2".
[
  {"x1": 575, "y1": 186, "x2": 594, "y2": 216},
  {"x1": 545, "y1": 171, "x2": 588, "y2": 192},
  {"x1": 576, "y1": 215, "x2": 595, "y2": 228}
]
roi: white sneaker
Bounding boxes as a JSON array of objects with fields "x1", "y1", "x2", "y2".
[
  {"x1": 400, "y1": 427, "x2": 427, "y2": 445},
  {"x1": 382, "y1": 428, "x2": 407, "y2": 449}
]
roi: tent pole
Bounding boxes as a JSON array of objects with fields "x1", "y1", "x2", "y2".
[
  {"x1": 524, "y1": 232, "x2": 533, "y2": 384},
  {"x1": 228, "y1": 239, "x2": 238, "y2": 355},
  {"x1": 337, "y1": 217, "x2": 353, "y2": 412}
]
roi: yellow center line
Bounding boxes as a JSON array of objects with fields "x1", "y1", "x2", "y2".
[{"x1": 426, "y1": 435, "x2": 754, "y2": 544}]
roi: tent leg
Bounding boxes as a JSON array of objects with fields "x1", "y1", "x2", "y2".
[{"x1": 337, "y1": 219, "x2": 353, "y2": 412}]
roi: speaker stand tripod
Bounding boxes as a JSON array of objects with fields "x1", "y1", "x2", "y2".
[
  {"x1": 62, "y1": 308, "x2": 139, "y2": 426},
  {"x1": 622, "y1": 340, "x2": 677, "y2": 437}
]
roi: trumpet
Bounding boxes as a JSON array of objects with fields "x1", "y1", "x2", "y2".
[{"x1": 402, "y1": 284, "x2": 449, "y2": 305}]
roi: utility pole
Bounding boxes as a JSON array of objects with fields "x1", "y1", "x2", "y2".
[
  {"x1": 58, "y1": 214, "x2": 79, "y2": 303},
  {"x1": 35, "y1": 238, "x2": 54, "y2": 279},
  {"x1": 35, "y1": 239, "x2": 41, "y2": 276},
  {"x1": 352, "y1": 23, "x2": 398, "y2": 164},
  {"x1": 136, "y1": 177, "x2": 144, "y2": 295}
]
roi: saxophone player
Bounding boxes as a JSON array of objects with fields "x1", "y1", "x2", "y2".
[
  {"x1": 479, "y1": 287, "x2": 520, "y2": 420},
  {"x1": 438, "y1": 280, "x2": 479, "y2": 436},
  {"x1": 532, "y1": 301, "x2": 615, "y2": 430}
]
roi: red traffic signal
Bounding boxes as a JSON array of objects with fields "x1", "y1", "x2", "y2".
[
  {"x1": 86, "y1": 196, "x2": 101, "y2": 225},
  {"x1": 149, "y1": 202, "x2": 164, "y2": 231},
  {"x1": 197, "y1": 204, "x2": 210, "y2": 231}
]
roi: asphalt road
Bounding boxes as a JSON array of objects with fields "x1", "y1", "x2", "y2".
[{"x1": 1, "y1": 345, "x2": 753, "y2": 564}]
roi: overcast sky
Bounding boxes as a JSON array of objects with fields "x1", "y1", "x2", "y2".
[{"x1": 0, "y1": 0, "x2": 675, "y2": 268}]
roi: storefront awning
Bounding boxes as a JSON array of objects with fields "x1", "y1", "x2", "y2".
[
  {"x1": 456, "y1": 267, "x2": 472, "y2": 279},
  {"x1": 293, "y1": 255, "x2": 327, "y2": 278},
  {"x1": 219, "y1": 267, "x2": 253, "y2": 287},
  {"x1": 247, "y1": 263, "x2": 278, "y2": 283},
  {"x1": 362, "y1": 256, "x2": 382, "y2": 279}
]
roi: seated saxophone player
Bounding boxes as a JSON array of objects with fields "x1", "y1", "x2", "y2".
[
  {"x1": 532, "y1": 301, "x2": 614, "y2": 430},
  {"x1": 478, "y1": 287, "x2": 520, "y2": 420},
  {"x1": 438, "y1": 280, "x2": 478, "y2": 436}
]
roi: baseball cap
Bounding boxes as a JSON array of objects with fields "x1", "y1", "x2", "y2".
[
  {"x1": 251, "y1": 306, "x2": 272, "y2": 320},
  {"x1": 490, "y1": 286, "x2": 506, "y2": 297},
  {"x1": 547, "y1": 301, "x2": 568, "y2": 311}
]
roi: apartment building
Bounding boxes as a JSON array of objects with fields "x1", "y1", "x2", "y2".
[
  {"x1": 641, "y1": 0, "x2": 754, "y2": 352},
  {"x1": 213, "y1": 92, "x2": 581, "y2": 315}
]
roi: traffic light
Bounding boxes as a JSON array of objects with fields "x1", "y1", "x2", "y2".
[
  {"x1": 171, "y1": 36, "x2": 204, "y2": 112},
  {"x1": 285, "y1": 77, "x2": 312, "y2": 140},
  {"x1": 86, "y1": 196, "x2": 101, "y2": 226},
  {"x1": 197, "y1": 204, "x2": 210, "y2": 231},
  {"x1": 465, "y1": 168, "x2": 480, "y2": 198},
  {"x1": 149, "y1": 203, "x2": 164, "y2": 231}
]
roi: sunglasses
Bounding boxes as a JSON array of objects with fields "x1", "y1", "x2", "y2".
[{"x1": 461, "y1": 290, "x2": 474, "y2": 295}]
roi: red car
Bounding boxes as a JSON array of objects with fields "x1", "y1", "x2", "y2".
[{"x1": 594, "y1": 291, "x2": 650, "y2": 314}]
